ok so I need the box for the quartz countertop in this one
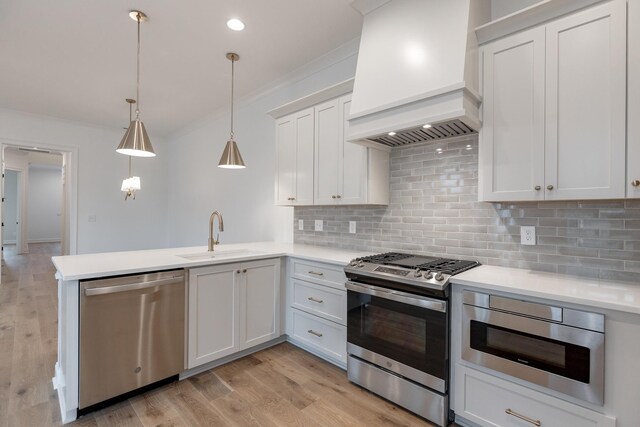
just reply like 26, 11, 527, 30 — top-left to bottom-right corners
52, 242, 371, 281
451, 265, 640, 315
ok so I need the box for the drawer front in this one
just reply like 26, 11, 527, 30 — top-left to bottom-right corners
291, 259, 346, 290
457, 365, 615, 427
291, 309, 346, 364
292, 279, 346, 325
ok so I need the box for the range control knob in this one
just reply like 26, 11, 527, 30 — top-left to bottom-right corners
413, 268, 422, 278
357, 262, 365, 268
424, 270, 434, 279
434, 272, 445, 281
349, 260, 358, 267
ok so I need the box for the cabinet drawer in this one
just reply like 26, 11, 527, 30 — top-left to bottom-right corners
291, 309, 346, 364
292, 279, 346, 325
456, 365, 615, 427
291, 259, 346, 289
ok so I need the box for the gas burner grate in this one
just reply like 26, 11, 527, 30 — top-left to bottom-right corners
416, 259, 480, 275
357, 252, 413, 263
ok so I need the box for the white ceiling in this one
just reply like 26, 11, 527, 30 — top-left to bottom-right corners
0, 1, 363, 135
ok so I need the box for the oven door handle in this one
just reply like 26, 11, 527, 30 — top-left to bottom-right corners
346, 281, 447, 313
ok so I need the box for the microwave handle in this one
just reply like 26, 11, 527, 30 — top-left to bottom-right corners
346, 281, 447, 313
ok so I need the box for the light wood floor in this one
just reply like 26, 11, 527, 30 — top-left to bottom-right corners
0, 243, 437, 427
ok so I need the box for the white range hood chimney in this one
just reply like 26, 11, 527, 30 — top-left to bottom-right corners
348, 0, 490, 147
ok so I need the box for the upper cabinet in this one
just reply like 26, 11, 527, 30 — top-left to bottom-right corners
275, 108, 314, 206
628, 0, 640, 198
479, 0, 627, 202
274, 93, 389, 206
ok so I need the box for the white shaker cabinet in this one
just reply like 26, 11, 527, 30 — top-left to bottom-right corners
479, 26, 545, 202
275, 108, 314, 206
314, 94, 389, 205
628, 0, 640, 198
479, 0, 626, 201
187, 258, 281, 369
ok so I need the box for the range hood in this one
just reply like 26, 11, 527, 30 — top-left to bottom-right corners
348, 0, 490, 147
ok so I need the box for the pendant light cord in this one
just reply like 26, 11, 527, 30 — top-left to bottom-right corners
136, 13, 141, 118
128, 100, 133, 177
230, 57, 234, 140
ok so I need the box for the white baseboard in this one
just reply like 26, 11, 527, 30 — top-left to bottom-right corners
53, 362, 77, 424
28, 239, 61, 244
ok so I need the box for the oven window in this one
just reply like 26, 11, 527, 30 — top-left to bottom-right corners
470, 321, 590, 383
347, 290, 447, 382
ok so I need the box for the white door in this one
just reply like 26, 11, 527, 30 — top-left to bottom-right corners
479, 26, 545, 202
187, 263, 241, 368
339, 95, 368, 204
275, 115, 296, 205
294, 108, 315, 206
314, 99, 341, 205
545, 0, 626, 200
240, 258, 281, 349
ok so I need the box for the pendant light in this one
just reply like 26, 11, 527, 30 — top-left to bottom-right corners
121, 99, 141, 200
117, 10, 156, 157
218, 52, 246, 169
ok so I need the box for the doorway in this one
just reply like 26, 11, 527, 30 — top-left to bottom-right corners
2, 169, 22, 252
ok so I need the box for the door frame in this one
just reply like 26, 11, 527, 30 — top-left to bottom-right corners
2, 167, 25, 253
0, 138, 78, 262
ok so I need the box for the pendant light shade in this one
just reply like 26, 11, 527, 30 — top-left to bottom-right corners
117, 118, 155, 157
218, 52, 246, 169
117, 10, 156, 158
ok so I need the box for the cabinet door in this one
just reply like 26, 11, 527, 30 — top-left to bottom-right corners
294, 108, 315, 205
275, 115, 296, 205
314, 99, 341, 205
479, 26, 545, 202
628, 0, 640, 198
545, 0, 626, 200
187, 263, 241, 368
339, 95, 368, 204
240, 258, 281, 349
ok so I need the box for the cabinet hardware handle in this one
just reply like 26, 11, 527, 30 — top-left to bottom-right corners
546, 185, 554, 190
505, 409, 541, 426
307, 297, 324, 303
632, 180, 640, 187
336, 195, 341, 199
534, 185, 541, 191
308, 271, 324, 276
236, 270, 241, 274
242, 269, 247, 273
332, 195, 337, 199
307, 329, 323, 337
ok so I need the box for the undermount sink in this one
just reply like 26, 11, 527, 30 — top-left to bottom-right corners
178, 249, 266, 261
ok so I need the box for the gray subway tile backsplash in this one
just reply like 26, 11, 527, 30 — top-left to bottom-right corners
293, 135, 640, 283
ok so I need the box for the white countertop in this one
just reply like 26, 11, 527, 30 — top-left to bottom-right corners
52, 242, 371, 281
452, 265, 640, 315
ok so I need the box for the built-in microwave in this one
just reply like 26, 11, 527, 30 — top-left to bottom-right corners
462, 290, 605, 405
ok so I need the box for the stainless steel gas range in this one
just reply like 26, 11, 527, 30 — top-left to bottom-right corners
344, 252, 480, 427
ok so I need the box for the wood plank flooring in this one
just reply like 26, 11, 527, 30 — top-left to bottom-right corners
0, 243, 437, 426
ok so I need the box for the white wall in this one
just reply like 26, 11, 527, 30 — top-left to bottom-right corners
0, 108, 170, 254
3, 170, 18, 244
165, 41, 360, 247
491, 0, 540, 20
28, 165, 62, 243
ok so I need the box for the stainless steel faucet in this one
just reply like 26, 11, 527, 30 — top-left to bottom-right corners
208, 210, 224, 251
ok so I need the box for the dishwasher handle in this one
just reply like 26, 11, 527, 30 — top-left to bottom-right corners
84, 276, 183, 296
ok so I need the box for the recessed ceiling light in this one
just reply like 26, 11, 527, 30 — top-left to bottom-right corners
227, 18, 245, 31
423, 124, 432, 129
388, 131, 396, 136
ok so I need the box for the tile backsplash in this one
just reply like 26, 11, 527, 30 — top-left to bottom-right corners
294, 135, 640, 283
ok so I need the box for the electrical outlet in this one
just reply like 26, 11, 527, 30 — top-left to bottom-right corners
88, 214, 97, 223
349, 221, 356, 234
521, 226, 536, 245
298, 219, 304, 231
315, 220, 323, 232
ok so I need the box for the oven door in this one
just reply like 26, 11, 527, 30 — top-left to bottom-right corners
346, 280, 448, 393
462, 304, 605, 405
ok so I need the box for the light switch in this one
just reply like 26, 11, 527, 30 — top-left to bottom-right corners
315, 220, 323, 231
349, 221, 356, 234
298, 219, 304, 231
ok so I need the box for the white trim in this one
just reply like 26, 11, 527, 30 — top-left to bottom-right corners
28, 239, 61, 244
267, 78, 354, 119
2, 240, 16, 244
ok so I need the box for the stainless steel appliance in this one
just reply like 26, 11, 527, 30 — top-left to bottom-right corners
79, 270, 185, 412
345, 252, 480, 426
462, 290, 605, 405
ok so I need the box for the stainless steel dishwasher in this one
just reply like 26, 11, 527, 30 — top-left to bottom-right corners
79, 269, 185, 412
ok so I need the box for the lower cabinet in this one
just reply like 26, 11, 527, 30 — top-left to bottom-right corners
286, 258, 347, 367
187, 258, 281, 369
455, 364, 616, 427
